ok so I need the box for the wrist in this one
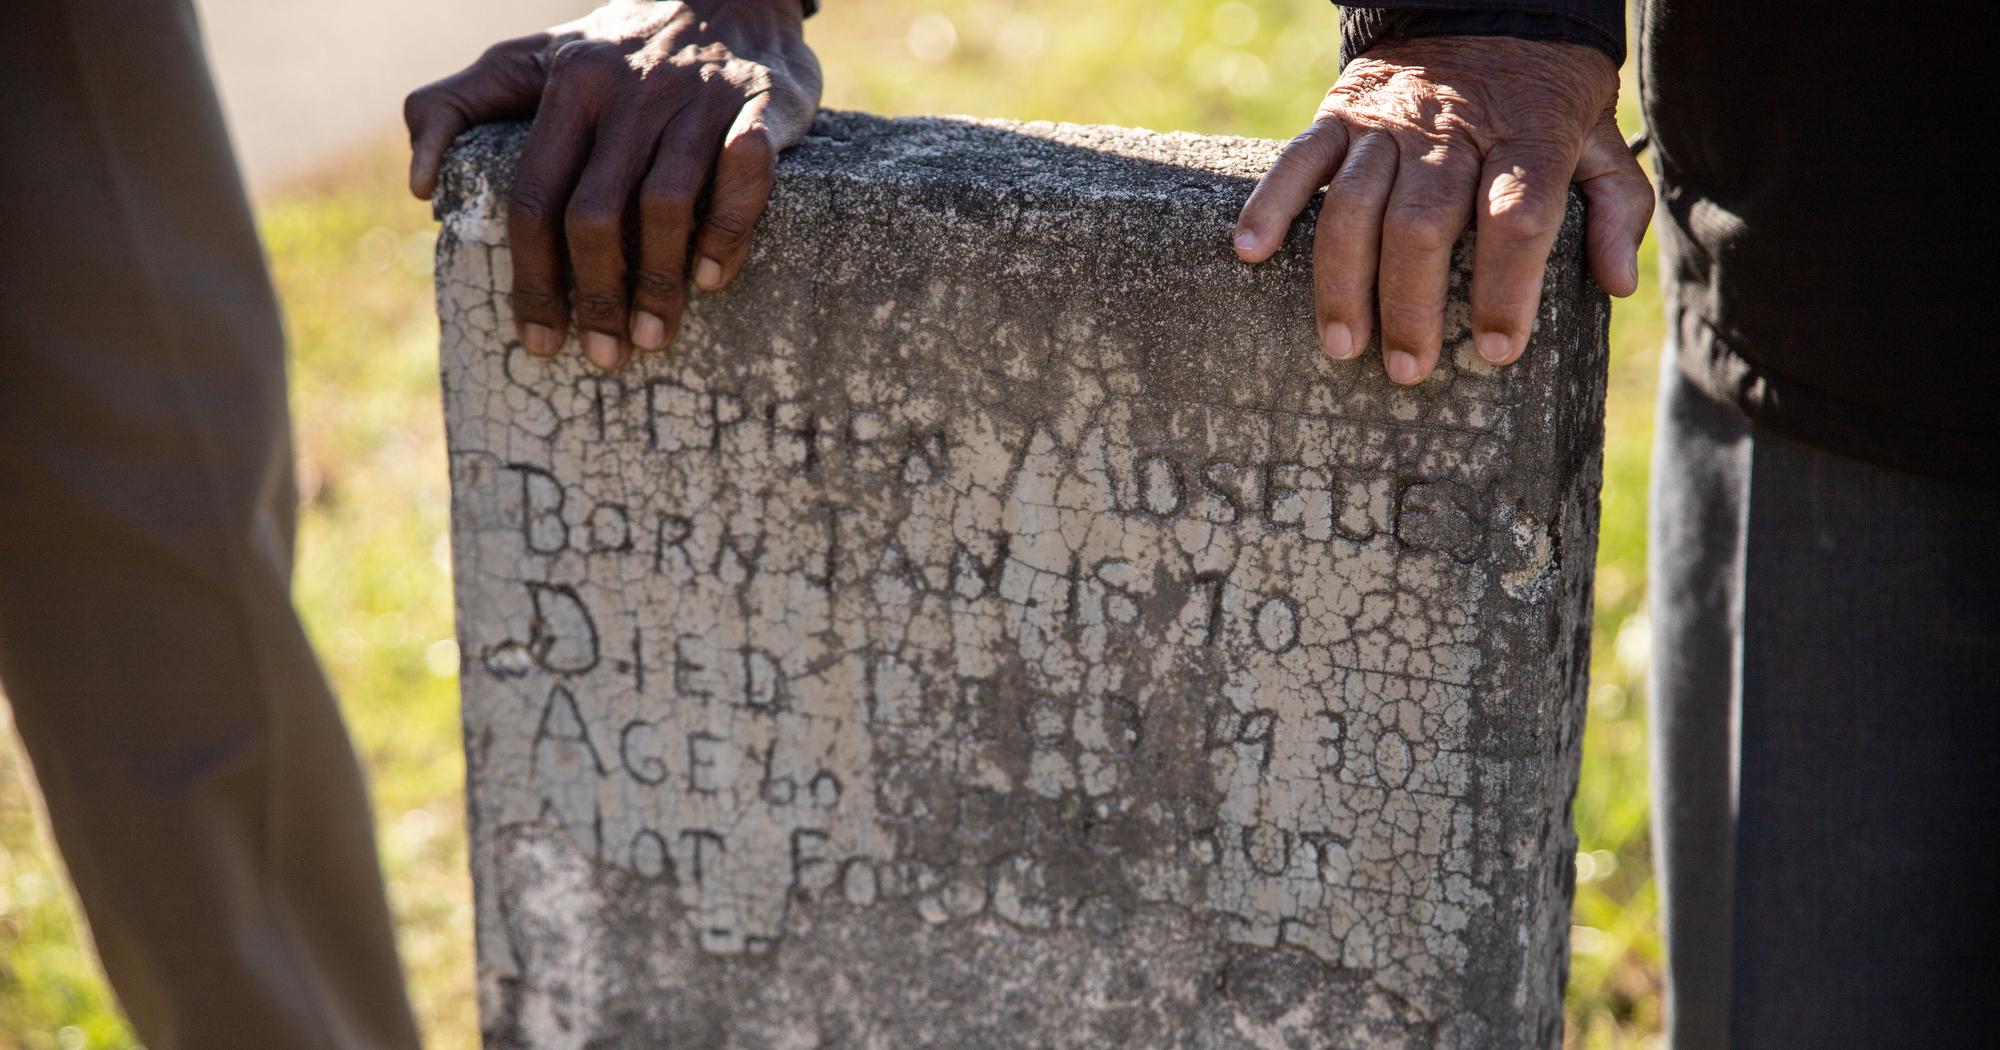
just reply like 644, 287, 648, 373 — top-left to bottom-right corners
682, 0, 811, 22
1340, 8, 1622, 68
1345, 35, 1618, 111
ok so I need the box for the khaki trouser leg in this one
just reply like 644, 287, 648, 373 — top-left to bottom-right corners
0, 3, 423, 1048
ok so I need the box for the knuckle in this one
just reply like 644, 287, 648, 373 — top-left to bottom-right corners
730, 127, 777, 169
548, 39, 601, 73
633, 266, 686, 306
1273, 153, 1319, 185
480, 35, 541, 68
702, 209, 756, 246
1327, 146, 1392, 192
1316, 283, 1368, 316
1314, 195, 1375, 236
1379, 299, 1442, 336
1314, 206, 1373, 245
564, 196, 622, 243
1261, 126, 1339, 185
1505, 133, 1574, 165
1383, 205, 1456, 252
547, 40, 623, 92
510, 176, 561, 227
1238, 180, 1283, 223
1288, 115, 1342, 150
1472, 291, 1534, 328
510, 285, 564, 318
1621, 173, 1659, 213
403, 84, 475, 138
1480, 200, 1553, 243
1348, 128, 1397, 159
731, 66, 777, 97
402, 87, 435, 126
1276, 135, 1338, 178
571, 289, 626, 326
641, 183, 699, 227
1312, 260, 1367, 302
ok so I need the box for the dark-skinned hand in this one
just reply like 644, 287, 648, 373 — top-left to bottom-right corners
405, 0, 821, 370
1234, 36, 1653, 384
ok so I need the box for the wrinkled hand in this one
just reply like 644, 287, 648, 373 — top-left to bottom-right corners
406, 0, 821, 369
1234, 37, 1652, 384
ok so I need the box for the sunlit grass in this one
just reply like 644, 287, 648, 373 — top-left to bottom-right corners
0, 5, 1664, 1047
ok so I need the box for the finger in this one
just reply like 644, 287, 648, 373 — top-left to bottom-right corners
632, 105, 733, 353
1377, 144, 1478, 384
405, 35, 551, 200
1575, 110, 1655, 298
565, 110, 664, 371
1468, 139, 1578, 366
1311, 130, 1398, 361
507, 61, 596, 357
690, 95, 784, 293
1235, 115, 1351, 263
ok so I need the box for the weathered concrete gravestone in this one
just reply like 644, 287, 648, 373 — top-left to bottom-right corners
435, 112, 1607, 1049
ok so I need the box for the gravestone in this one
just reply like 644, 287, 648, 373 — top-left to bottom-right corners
434, 112, 1607, 1050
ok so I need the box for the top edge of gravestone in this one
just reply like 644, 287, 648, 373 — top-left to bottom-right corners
436, 108, 1590, 244
436, 109, 1295, 220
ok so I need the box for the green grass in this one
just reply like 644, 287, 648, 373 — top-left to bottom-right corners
0, 4, 1664, 1047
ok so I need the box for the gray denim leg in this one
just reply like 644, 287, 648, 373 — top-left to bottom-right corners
1729, 411, 2000, 1049
1648, 350, 1750, 1050
1649, 343, 2000, 1048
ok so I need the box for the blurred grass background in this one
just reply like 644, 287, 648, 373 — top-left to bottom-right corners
0, 3, 1663, 1047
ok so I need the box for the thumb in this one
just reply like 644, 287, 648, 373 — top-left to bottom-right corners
405, 34, 553, 200
1573, 108, 1655, 297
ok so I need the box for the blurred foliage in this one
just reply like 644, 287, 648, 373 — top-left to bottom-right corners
1, 3, 1663, 1048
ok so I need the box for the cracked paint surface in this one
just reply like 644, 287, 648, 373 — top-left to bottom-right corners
434, 112, 1608, 1049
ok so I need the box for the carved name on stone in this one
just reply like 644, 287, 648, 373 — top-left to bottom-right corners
435, 112, 1607, 1050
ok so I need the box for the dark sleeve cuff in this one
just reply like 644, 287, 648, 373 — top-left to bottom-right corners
1337, 3, 1625, 67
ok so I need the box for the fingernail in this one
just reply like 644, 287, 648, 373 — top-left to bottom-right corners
521, 323, 555, 355
695, 257, 724, 290
1321, 321, 1355, 360
630, 311, 667, 351
1233, 230, 1261, 256
1386, 350, 1422, 385
583, 331, 625, 371
1477, 332, 1513, 364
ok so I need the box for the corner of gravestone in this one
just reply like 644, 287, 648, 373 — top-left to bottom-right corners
433, 109, 1609, 1050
